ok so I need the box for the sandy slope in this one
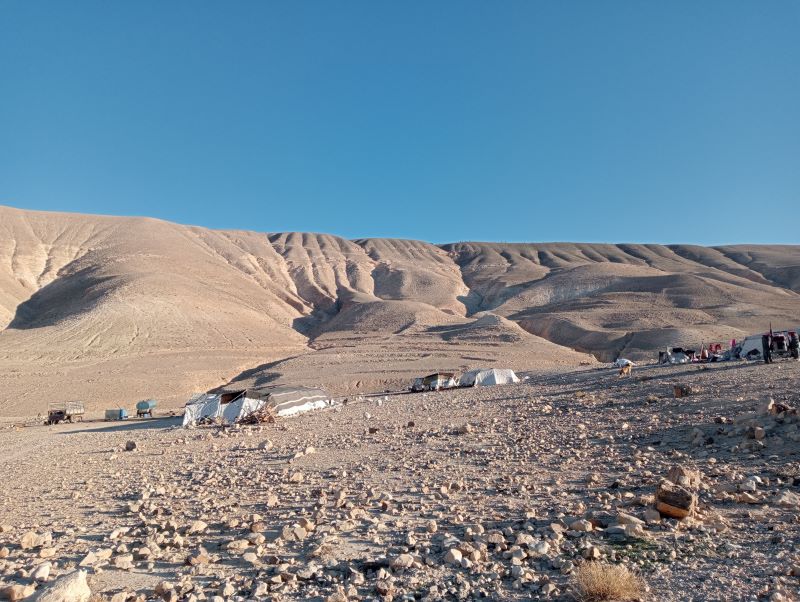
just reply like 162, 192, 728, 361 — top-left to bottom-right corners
1, 205, 799, 415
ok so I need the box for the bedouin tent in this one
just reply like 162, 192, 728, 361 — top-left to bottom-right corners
738, 335, 765, 360
412, 372, 457, 392
182, 386, 331, 426
459, 368, 520, 387
263, 386, 331, 417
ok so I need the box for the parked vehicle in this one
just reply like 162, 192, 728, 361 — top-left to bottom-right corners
46, 401, 85, 425
136, 399, 157, 418
738, 329, 800, 360
104, 408, 129, 421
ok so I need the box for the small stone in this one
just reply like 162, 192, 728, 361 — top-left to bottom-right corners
325, 587, 348, 602
375, 580, 393, 597
20, 531, 41, 550
187, 520, 208, 535
666, 464, 702, 490
186, 546, 210, 566
541, 582, 557, 595
444, 548, 462, 565
570, 519, 593, 532
113, 554, 134, 570
32, 561, 52, 581
226, 539, 250, 553
644, 507, 661, 524
154, 582, 174, 598
391, 553, 414, 570
772, 490, 800, 509
243, 552, 259, 564
624, 523, 646, 538
616, 513, 645, 527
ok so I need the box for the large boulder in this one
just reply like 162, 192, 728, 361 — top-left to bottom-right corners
33, 570, 91, 602
656, 479, 696, 519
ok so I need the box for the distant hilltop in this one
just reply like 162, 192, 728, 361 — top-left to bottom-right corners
1, 204, 799, 415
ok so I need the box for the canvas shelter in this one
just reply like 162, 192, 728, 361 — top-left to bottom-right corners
182, 386, 331, 426
459, 368, 520, 387
263, 386, 331, 417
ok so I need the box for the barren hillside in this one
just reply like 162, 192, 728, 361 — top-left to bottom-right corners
1, 205, 799, 415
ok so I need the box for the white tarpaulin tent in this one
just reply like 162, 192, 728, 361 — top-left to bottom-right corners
182, 386, 332, 426
411, 372, 458, 392
264, 386, 331, 417
182, 391, 250, 426
738, 335, 765, 360
459, 368, 520, 387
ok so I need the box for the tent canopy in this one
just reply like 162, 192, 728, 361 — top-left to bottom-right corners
182, 385, 331, 426
262, 386, 330, 417
459, 368, 520, 387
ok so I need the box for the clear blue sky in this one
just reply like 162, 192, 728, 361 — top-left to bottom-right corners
1, 2, 798, 244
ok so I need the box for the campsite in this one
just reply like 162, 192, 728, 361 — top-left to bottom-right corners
2, 359, 799, 602
2, 3, 800, 601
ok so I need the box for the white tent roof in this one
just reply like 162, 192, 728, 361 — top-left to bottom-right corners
459, 368, 520, 387
182, 386, 332, 426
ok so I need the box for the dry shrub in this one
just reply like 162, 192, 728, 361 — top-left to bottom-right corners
572, 562, 645, 601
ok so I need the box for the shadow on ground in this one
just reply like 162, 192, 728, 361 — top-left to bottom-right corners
57, 416, 182, 435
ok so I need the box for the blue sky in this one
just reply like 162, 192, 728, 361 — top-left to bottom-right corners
1, 2, 798, 244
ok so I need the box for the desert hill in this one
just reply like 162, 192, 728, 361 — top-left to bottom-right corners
1, 205, 798, 415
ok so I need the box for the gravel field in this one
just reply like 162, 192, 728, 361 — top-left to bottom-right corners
1, 360, 799, 602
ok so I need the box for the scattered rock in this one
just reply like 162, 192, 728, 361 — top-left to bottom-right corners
444, 548, 463, 565
187, 520, 208, 535
33, 570, 91, 602
1, 584, 35, 602
31, 562, 51, 582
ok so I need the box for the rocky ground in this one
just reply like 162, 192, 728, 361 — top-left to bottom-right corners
1, 359, 799, 602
